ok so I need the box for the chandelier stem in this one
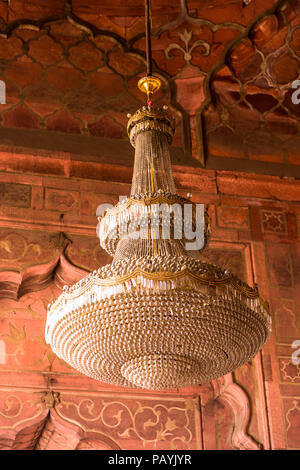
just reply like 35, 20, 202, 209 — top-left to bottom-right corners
138, 0, 161, 103
145, 0, 152, 77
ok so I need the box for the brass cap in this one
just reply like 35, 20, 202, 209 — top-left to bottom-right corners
138, 76, 161, 102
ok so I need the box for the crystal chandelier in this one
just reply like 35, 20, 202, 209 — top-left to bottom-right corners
45, 1, 271, 390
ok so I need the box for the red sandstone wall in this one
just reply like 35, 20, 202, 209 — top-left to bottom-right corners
0, 169, 298, 449
0, 0, 299, 450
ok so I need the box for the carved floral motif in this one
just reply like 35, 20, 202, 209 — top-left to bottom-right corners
280, 358, 300, 383
213, 374, 261, 450
261, 210, 287, 234
55, 394, 201, 450
165, 29, 210, 64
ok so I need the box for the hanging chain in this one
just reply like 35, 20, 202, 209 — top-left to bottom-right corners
145, 0, 153, 77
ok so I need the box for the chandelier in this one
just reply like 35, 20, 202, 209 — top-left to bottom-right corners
45, 1, 271, 390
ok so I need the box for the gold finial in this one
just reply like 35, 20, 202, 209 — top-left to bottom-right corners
138, 76, 161, 104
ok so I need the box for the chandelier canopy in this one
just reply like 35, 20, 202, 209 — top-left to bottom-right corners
45, 98, 271, 390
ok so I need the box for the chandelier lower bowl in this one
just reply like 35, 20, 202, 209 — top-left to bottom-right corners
47, 288, 270, 390
120, 354, 201, 389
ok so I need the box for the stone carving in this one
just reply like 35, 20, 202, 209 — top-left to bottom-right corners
165, 29, 210, 64
0, 388, 201, 450
54, 394, 200, 450
261, 210, 287, 234
0, 390, 49, 449
0, 183, 31, 208
213, 374, 261, 450
280, 358, 300, 383
284, 399, 300, 448
40, 391, 60, 409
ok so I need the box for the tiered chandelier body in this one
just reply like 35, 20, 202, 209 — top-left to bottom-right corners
45, 0, 271, 390
45, 102, 271, 389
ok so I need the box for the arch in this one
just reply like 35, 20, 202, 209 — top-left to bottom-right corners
76, 432, 122, 450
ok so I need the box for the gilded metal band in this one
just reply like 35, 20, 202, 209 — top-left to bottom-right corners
127, 106, 175, 138
53, 267, 264, 304
99, 193, 200, 219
